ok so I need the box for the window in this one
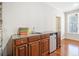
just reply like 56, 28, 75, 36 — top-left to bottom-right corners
67, 13, 79, 34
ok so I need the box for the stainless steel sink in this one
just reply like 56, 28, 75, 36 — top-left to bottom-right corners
31, 32, 42, 34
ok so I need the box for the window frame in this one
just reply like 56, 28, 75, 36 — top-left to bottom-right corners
67, 13, 79, 34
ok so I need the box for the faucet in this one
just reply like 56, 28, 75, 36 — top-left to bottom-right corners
32, 27, 35, 33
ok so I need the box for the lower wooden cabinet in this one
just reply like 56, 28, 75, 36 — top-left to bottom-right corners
41, 38, 49, 56
56, 32, 61, 48
7, 34, 50, 56
15, 44, 28, 56
7, 33, 53, 56
29, 40, 40, 56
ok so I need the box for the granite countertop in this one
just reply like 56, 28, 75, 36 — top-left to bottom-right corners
32, 31, 57, 34
11, 34, 41, 39
11, 31, 57, 39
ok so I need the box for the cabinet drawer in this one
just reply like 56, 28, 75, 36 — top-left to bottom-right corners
28, 35, 40, 42
41, 34, 50, 39
15, 38, 28, 45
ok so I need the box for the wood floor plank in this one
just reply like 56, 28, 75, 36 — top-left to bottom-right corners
49, 39, 79, 56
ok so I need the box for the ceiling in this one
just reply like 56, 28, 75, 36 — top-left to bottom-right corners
46, 2, 79, 12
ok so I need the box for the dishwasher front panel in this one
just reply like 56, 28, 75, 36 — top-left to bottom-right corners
50, 34, 56, 53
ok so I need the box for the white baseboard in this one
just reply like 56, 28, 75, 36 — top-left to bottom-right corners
64, 37, 79, 41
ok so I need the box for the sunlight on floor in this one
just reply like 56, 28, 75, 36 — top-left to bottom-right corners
68, 44, 79, 56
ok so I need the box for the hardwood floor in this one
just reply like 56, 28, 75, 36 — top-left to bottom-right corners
49, 39, 79, 56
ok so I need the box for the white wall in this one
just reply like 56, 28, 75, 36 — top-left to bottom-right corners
2, 2, 64, 51
45, 4, 65, 39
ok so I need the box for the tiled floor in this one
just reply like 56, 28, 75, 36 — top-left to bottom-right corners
49, 39, 79, 56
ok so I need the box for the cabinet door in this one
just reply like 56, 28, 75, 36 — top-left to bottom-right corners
15, 44, 28, 56
41, 38, 49, 56
56, 32, 61, 48
29, 41, 40, 56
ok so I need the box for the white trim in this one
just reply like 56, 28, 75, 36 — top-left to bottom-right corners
67, 13, 79, 33
65, 37, 79, 41
66, 33, 79, 35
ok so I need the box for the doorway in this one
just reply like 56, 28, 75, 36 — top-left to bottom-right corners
56, 17, 61, 32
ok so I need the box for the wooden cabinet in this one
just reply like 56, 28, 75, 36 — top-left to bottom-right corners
40, 34, 50, 56
15, 44, 28, 56
7, 33, 50, 56
28, 35, 40, 56
12, 38, 28, 56
15, 38, 27, 46
41, 38, 49, 56
56, 32, 61, 48
28, 34, 50, 56
29, 40, 40, 56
